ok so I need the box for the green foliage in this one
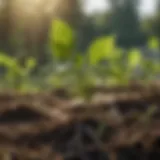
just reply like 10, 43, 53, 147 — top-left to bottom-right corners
88, 35, 116, 65
0, 19, 159, 96
49, 19, 76, 62
0, 53, 37, 90
147, 36, 159, 50
127, 48, 142, 70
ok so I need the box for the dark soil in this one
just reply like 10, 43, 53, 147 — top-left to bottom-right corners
0, 82, 160, 160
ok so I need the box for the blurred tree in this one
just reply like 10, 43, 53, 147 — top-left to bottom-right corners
75, 0, 99, 52
147, 0, 160, 38
93, 12, 112, 36
108, 0, 146, 48
77, 0, 113, 51
77, 15, 97, 51
0, 0, 12, 53
77, 11, 113, 52
0, 0, 84, 65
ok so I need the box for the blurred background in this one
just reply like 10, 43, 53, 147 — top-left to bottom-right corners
0, 0, 159, 65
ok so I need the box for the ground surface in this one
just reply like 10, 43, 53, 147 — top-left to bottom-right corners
0, 82, 160, 160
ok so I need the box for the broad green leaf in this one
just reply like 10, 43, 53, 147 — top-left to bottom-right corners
0, 54, 13, 66
147, 36, 159, 50
128, 48, 142, 69
88, 35, 116, 65
49, 19, 75, 61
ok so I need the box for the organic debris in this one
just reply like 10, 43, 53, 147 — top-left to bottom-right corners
0, 83, 160, 159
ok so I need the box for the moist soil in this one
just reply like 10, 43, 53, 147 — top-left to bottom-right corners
0, 82, 160, 160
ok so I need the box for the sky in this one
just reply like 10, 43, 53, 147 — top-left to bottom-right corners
84, 0, 156, 16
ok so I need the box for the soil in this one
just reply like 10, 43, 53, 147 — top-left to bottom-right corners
0, 81, 160, 160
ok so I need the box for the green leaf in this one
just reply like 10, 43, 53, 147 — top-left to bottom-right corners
147, 36, 159, 50
128, 48, 142, 69
49, 19, 75, 61
0, 53, 16, 67
88, 35, 116, 65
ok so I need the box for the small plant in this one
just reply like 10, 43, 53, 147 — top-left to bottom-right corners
0, 53, 36, 90
0, 19, 159, 94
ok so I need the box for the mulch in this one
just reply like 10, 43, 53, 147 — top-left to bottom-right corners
0, 82, 160, 159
